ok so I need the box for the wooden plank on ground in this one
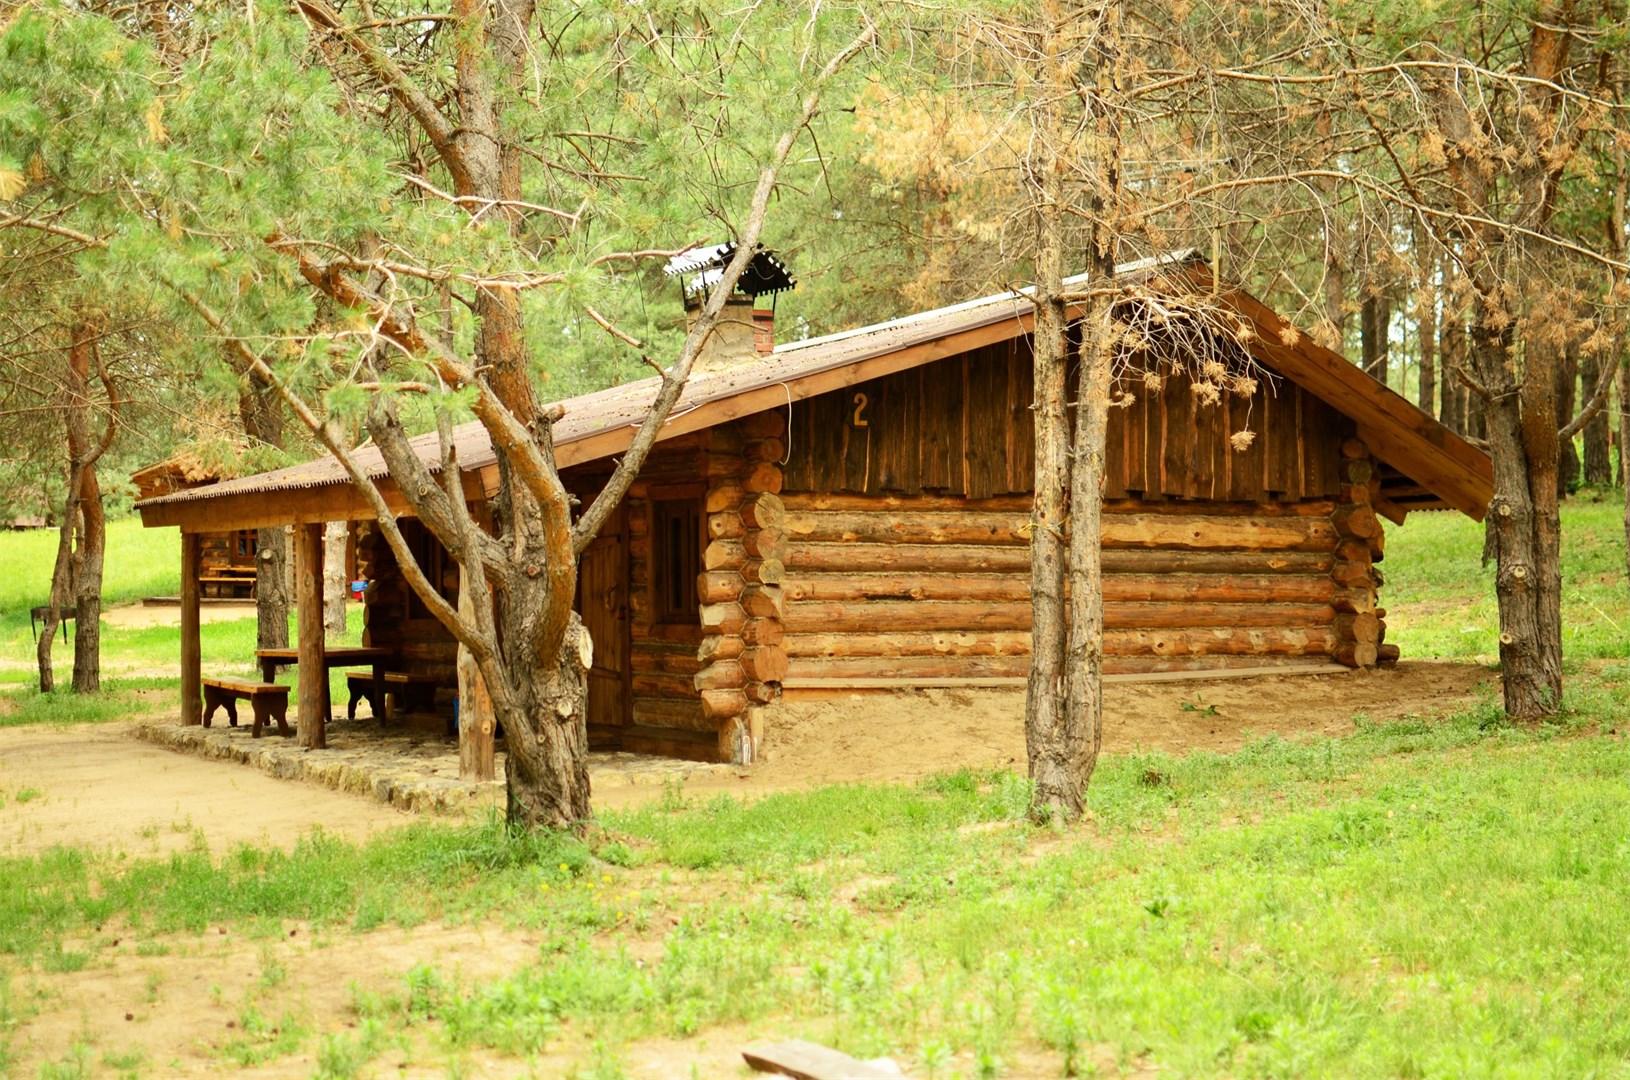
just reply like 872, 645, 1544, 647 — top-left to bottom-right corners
742, 1040, 903, 1080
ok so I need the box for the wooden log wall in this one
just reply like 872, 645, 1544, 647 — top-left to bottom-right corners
778, 493, 1360, 684
1328, 439, 1390, 668
687, 413, 789, 764
356, 519, 459, 689
608, 435, 714, 762
783, 339, 1353, 502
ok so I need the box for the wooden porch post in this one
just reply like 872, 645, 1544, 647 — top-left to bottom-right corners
295, 521, 327, 748
456, 564, 496, 781
180, 531, 202, 726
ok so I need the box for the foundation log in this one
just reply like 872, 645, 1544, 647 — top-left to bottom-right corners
700, 688, 748, 720
705, 482, 746, 514
708, 512, 745, 540
694, 660, 746, 692
742, 492, 786, 529
742, 527, 788, 560
740, 645, 789, 683
742, 462, 784, 494
704, 539, 748, 571
699, 601, 747, 635
697, 570, 745, 604
697, 635, 746, 664
741, 584, 786, 620
741, 619, 786, 646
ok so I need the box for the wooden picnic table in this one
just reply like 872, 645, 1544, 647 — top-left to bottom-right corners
255, 645, 396, 723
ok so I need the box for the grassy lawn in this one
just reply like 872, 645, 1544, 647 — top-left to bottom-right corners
0, 499, 1626, 1076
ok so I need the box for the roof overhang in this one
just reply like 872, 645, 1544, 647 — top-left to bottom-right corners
137, 252, 1492, 531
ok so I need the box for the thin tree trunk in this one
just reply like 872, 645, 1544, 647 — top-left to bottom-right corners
1023, 0, 1075, 823
1580, 353, 1612, 485
1361, 291, 1390, 382
239, 380, 290, 652
1555, 345, 1579, 496
1416, 228, 1437, 416
39, 322, 113, 694
1475, 319, 1563, 718
72, 462, 104, 694
323, 520, 348, 638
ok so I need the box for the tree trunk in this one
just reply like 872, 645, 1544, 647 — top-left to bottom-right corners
323, 520, 349, 638
1361, 291, 1390, 382
38, 322, 111, 694
35, 497, 76, 694
1415, 229, 1437, 416
71, 461, 104, 694
1580, 352, 1612, 486
1022, 0, 1076, 824
1555, 345, 1579, 496
1476, 320, 1563, 718
502, 613, 593, 828
239, 380, 290, 651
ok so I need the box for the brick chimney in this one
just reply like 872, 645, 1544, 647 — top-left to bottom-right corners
666, 243, 793, 373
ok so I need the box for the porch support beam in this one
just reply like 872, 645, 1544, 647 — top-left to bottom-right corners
295, 521, 327, 748
180, 531, 202, 726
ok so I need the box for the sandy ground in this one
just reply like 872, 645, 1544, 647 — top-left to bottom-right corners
0, 724, 411, 857
99, 602, 261, 630
1, 661, 1497, 1075
746, 660, 1498, 787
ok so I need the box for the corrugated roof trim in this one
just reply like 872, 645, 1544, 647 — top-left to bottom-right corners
134, 250, 1204, 510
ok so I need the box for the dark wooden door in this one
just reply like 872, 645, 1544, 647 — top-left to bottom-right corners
577, 507, 629, 744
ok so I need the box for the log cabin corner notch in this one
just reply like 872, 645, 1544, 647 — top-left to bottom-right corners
135, 252, 1493, 765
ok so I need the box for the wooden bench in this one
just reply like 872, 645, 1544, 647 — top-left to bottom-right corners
201, 677, 291, 738
345, 671, 439, 722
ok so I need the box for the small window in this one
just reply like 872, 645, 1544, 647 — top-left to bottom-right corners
652, 499, 701, 623
234, 530, 258, 558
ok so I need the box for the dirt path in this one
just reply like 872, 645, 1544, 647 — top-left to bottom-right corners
0, 724, 411, 857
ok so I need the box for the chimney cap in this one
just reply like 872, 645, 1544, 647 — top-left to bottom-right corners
663, 242, 795, 300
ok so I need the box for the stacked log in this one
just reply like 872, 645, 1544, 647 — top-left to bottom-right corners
779, 493, 1346, 685
696, 411, 788, 763
1328, 440, 1384, 668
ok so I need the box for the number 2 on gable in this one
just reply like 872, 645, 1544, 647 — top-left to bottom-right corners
851, 392, 869, 427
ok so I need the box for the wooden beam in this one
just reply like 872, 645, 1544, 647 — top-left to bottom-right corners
136, 472, 487, 534
295, 522, 327, 749
456, 564, 495, 781
180, 532, 202, 726
742, 1041, 902, 1080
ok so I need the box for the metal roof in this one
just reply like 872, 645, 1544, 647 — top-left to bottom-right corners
135, 249, 1491, 521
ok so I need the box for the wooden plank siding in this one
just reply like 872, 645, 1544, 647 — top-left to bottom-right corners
784, 344, 1351, 503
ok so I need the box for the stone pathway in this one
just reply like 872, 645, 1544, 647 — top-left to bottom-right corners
132, 717, 739, 814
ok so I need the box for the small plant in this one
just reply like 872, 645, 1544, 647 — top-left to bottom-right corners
13, 787, 40, 805
1178, 696, 1218, 718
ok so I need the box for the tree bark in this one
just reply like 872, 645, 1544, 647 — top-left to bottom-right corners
238, 380, 290, 652
1555, 345, 1579, 496
1360, 291, 1390, 382
38, 321, 114, 695
1580, 353, 1612, 486
323, 520, 349, 638
1023, 0, 1076, 824
1415, 227, 1437, 416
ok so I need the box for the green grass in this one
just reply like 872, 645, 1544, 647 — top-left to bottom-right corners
1383, 490, 1629, 666
0, 498, 1628, 1074
0, 518, 179, 619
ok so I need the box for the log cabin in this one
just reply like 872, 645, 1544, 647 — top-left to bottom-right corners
132, 459, 263, 598
136, 251, 1494, 765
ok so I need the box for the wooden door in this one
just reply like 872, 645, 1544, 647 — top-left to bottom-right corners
577, 507, 629, 744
